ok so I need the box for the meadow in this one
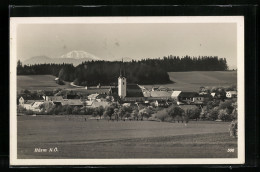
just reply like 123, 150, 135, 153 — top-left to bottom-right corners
17, 71, 237, 92
17, 115, 237, 159
142, 71, 237, 91
17, 75, 72, 91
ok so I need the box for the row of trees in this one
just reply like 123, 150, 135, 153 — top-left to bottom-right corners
17, 55, 229, 85
139, 55, 228, 71
201, 99, 237, 121
17, 60, 74, 77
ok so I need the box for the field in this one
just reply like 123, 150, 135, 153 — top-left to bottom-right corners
17, 75, 72, 91
142, 71, 237, 91
17, 115, 237, 159
17, 71, 237, 92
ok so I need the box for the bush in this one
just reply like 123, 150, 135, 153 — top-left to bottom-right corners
25, 110, 34, 115
229, 120, 238, 138
154, 109, 170, 122
218, 109, 232, 121
207, 107, 219, 121
17, 105, 27, 113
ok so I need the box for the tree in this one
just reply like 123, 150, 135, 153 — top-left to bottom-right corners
72, 106, 80, 115
131, 109, 139, 120
229, 120, 238, 138
207, 107, 219, 121
94, 106, 105, 119
138, 107, 152, 120
104, 105, 115, 120
167, 106, 184, 119
186, 107, 201, 120
58, 68, 65, 79
154, 109, 169, 122
218, 109, 232, 121
219, 100, 234, 114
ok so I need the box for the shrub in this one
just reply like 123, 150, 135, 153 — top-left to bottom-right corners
154, 109, 170, 122
218, 109, 232, 121
229, 120, 238, 138
25, 110, 34, 115
207, 107, 219, 120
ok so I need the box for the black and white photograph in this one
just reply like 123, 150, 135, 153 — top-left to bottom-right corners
10, 17, 244, 165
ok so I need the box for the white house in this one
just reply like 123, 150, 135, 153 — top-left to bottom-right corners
226, 91, 237, 98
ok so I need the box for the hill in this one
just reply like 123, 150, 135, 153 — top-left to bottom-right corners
17, 75, 72, 91
141, 71, 237, 92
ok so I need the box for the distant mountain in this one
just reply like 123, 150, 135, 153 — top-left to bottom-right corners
23, 56, 52, 65
23, 51, 102, 66
60, 50, 101, 60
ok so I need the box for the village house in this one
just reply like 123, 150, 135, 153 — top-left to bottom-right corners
171, 91, 205, 105
154, 100, 169, 107
19, 95, 44, 111
226, 91, 237, 98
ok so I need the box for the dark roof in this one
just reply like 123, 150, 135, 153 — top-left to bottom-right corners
111, 84, 144, 97
179, 92, 199, 98
67, 95, 81, 99
156, 100, 167, 103
69, 88, 112, 95
20, 94, 44, 100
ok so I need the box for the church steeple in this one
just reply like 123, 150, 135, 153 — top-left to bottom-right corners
118, 58, 126, 98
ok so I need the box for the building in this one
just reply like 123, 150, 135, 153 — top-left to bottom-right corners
154, 100, 169, 107
118, 75, 127, 98
226, 91, 237, 98
42, 96, 63, 102
171, 91, 182, 100
171, 91, 205, 105
19, 95, 44, 106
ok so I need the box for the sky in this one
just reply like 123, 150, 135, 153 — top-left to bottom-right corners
17, 23, 237, 69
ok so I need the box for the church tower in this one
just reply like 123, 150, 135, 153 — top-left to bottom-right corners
118, 60, 126, 98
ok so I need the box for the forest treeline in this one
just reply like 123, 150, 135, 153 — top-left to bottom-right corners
17, 55, 228, 86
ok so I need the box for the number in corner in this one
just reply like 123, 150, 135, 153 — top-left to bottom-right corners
227, 148, 235, 152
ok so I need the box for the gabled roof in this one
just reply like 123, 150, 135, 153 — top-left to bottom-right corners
150, 91, 172, 98
211, 92, 216, 97
20, 94, 44, 100
62, 99, 83, 106
171, 91, 182, 97
31, 101, 44, 108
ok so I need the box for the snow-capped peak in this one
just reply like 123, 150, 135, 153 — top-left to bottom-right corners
60, 50, 101, 60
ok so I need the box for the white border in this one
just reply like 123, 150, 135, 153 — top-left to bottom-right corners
10, 16, 244, 166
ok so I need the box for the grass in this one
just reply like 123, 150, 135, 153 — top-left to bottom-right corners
17, 71, 237, 92
142, 71, 237, 91
17, 75, 72, 91
17, 115, 237, 159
